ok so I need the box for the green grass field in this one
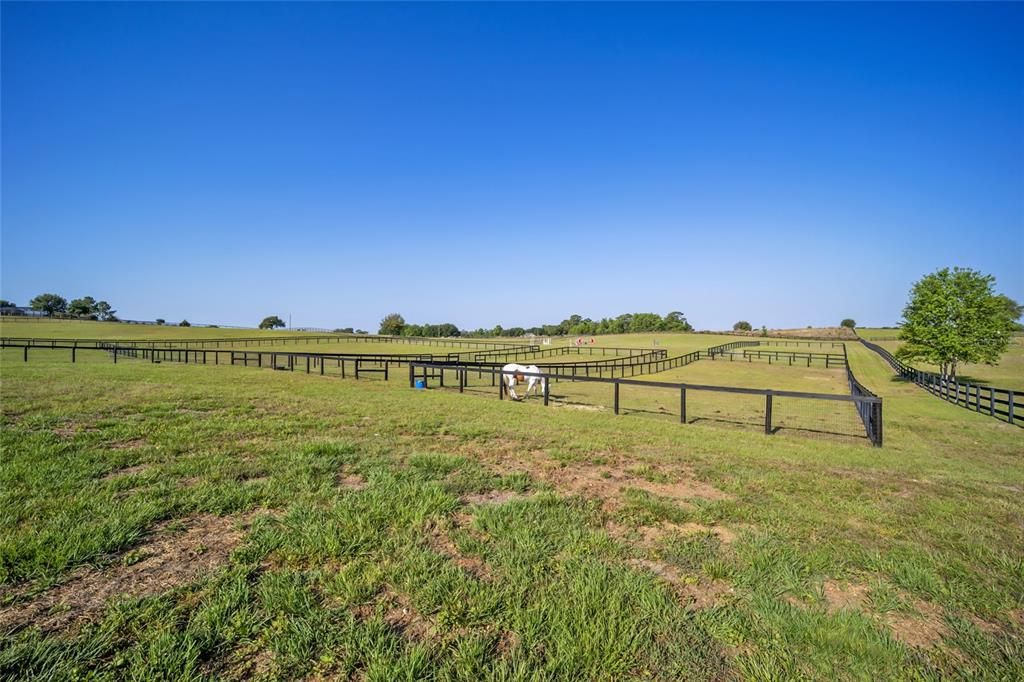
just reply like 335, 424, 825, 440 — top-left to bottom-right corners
857, 328, 1024, 390
1, 323, 1022, 680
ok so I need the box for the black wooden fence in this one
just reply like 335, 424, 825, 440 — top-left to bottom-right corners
407, 361, 883, 446
861, 340, 1021, 427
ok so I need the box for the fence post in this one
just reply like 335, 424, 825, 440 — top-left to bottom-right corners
614, 383, 620, 415
460, 368, 465, 393
764, 393, 773, 434
24, 346, 28, 362
385, 362, 389, 381
499, 371, 504, 400
306, 356, 310, 374
989, 388, 994, 416
875, 401, 883, 447
72, 347, 76, 363
1010, 392, 1016, 424
409, 363, 415, 388
543, 375, 549, 405
680, 387, 686, 424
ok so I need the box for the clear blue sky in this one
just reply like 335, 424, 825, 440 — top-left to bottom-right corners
2, 2, 1022, 331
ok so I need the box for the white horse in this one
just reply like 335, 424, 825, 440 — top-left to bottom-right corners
502, 363, 546, 400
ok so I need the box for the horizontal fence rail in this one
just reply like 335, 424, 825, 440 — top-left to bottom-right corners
860, 340, 1021, 427
408, 361, 882, 447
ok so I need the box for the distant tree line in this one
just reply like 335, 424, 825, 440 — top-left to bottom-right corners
378, 311, 693, 337
16, 292, 119, 320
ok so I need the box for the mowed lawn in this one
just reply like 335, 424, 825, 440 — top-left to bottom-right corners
1, 331, 1023, 680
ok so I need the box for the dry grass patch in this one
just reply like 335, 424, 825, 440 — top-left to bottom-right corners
608, 521, 739, 548
0, 512, 260, 635
101, 463, 151, 481
424, 519, 493, 581
544, 462, 730, 509
337, 471, 367, 490
354, 586, 434, 642
460, 490, 526, 505
884, 599, 949, 649
629, 558, 734, 609
820, 580, 950, 649
105, 437, 147, 450
822, 580, 870, 612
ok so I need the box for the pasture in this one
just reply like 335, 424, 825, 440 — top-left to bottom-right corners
1, 322, 1022, 680
856, 329, 1024, 391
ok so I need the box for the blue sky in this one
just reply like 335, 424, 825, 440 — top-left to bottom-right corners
2, 2, 1022, 331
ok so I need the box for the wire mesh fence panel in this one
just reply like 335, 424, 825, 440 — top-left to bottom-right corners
684, 390, 767, 431
771, 396, 867, 443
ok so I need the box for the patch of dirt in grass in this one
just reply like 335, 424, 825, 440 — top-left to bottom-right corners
496, 629, 521, 656
338, 472, 367, 490
52, 423, 97, 438
823, 580, 870, 612
424, 520, 492, 581
102, 464, 150, 481
545, 463, 731, 509
884, 600, 949, 649
609, 521, 739, 547
0, 512, 259, 635
178, 476, 202, 488
629, 559, 734, 609
354, 586, 434, 641
556, 403, 605, 412
969, 614, 1004, 635
203, 646, 274, 681
461, 490, 525, 505
106, 438, 146, 450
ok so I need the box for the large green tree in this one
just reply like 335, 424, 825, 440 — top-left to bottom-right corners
896, 267, 1016, 378
94, 301, 117, 321
29, 293, 67, 316
259, 315, 285, 330
379, 313, 405, 336
68, 296, 98, 318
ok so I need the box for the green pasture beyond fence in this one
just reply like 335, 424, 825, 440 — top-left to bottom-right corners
2, 336, 883, 446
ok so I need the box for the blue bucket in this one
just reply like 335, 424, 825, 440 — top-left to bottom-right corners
414, 379, 426, 390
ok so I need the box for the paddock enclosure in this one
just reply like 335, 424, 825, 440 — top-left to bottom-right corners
2, 331, 882, 446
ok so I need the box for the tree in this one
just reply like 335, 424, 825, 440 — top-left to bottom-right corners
997, 295, 1024, 330
259, 315, 285, 330
379, 313, 405, 336
896, 267, 1016, 378
664, 311, 692, 332
155, 319, 166, 325
179, 319, 191, 327
94, 300, 117, 321
68, 296, 98, 318
733, 321, 752, 332
0, 299, 15, 308
29, 293, 67, 317
840, 319, 857, 329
